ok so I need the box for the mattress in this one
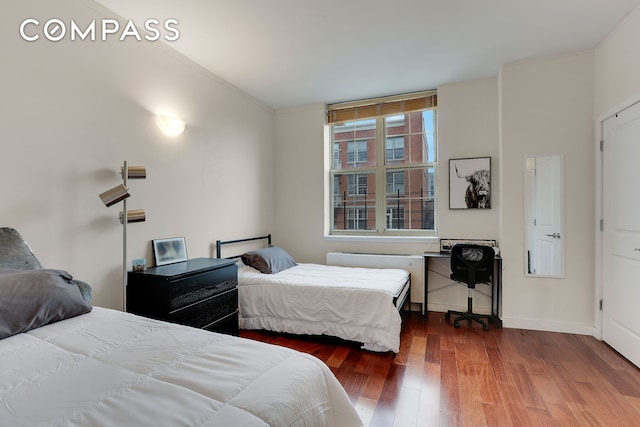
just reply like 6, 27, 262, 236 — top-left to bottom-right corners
0, 307, 362, 427
238, 263, 410, 353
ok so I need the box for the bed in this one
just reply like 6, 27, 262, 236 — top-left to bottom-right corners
0, 269, 362, 427
216, 235, 411, 353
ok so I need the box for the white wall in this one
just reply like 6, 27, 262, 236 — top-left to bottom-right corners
274, 79, 501, 311
593, 5, 640, 338
499, 52, 595, 334
273, 104, 328, 263
1, 0, 275, 309
268, 5, 637, 335
273, 79, 501, 261
418, 79, 501, 314
275, 57, 597, 334
436, 79, 500, 240
595, 6, 640, 117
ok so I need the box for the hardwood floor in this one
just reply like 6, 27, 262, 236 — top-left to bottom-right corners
240, 311, 640, 426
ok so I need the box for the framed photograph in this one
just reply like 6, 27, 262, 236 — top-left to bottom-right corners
152, 237, 188, 266
449, 157, 491, 209
132, 258, 147, 271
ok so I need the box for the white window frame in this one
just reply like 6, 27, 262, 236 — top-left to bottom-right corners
328, 109, 437, 237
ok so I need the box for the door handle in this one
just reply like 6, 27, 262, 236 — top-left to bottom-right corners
546, 233, 561, 239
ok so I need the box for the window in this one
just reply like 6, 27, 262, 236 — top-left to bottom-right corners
348, 174, 368, 196
386, 171, 405, 195
386, 136, 405, 161
386, 206, 405, 230
347, 207, 368, 230
347, 140, 368, 164
332, 143, 341, 169
328, 91, 437, 236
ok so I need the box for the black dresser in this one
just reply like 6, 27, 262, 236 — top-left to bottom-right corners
127, 257, 238, 335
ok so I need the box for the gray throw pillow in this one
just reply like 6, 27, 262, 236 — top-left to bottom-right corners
0, 228, 42, 269
0, 268, 92, 339
241, 246, 297, 274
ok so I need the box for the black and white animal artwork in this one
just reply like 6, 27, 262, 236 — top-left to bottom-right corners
449, 157, 491, 209
457, 166, 491, 208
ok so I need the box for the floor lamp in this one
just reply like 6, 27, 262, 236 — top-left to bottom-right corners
99, 161, 146, 311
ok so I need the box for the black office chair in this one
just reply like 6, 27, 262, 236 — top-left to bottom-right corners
444, 244, 495, 331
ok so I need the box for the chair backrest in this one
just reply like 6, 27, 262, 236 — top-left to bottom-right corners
450, 244, 494, 288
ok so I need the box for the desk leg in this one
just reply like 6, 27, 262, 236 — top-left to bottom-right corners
423, 256, 428, 318
492, 259, 503, 328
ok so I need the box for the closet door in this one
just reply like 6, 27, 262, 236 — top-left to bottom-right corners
602, 101, 640, 368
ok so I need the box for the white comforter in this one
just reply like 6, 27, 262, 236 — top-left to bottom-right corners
239, 263, 409, 353
0, 307, 362, 427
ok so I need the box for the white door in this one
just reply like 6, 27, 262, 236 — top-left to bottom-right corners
534, 156, 563, 276
602, 101, 640, 368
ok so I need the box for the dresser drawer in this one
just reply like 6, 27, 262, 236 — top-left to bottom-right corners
168, 288, 238, 329
204, 311, 239, 336
168, 265, 236, 311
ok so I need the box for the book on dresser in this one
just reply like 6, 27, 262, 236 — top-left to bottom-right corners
127, 257, 239, 335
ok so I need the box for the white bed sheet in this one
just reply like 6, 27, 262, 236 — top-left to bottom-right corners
0, 307, 362, 427
238, 263, 409, 353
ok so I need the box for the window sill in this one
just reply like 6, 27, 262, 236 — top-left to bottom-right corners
324, 234, 439, 244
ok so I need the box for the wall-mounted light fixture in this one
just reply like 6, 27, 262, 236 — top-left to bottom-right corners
156, 115, 185, 137
99, 161, 146, 311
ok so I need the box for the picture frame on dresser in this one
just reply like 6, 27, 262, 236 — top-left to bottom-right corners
152, 237, 188, 266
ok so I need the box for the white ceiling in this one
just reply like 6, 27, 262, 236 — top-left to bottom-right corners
94, 0, 640, 109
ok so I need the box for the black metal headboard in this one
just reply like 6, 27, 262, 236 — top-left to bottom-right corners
215, 234, 272, 259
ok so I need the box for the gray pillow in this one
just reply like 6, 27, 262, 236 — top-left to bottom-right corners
0, 268, 92, 339
0, 228, 42, 269
241, 246, 297, 274
0, 228, 92, 303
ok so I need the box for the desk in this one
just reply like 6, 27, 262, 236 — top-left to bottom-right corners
423, 252, 502, 328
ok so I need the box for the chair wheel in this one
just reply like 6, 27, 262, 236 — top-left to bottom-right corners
453, 321, 460, 328
444, 312, 451, 320
483, 324, 490, 331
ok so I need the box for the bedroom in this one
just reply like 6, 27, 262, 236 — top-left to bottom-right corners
2, 0, 640, 424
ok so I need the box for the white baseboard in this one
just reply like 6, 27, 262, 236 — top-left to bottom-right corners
426, 309, 596, 337
501, 316, 594, 336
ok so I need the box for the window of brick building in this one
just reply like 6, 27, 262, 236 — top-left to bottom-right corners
328, 91, 437, 236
